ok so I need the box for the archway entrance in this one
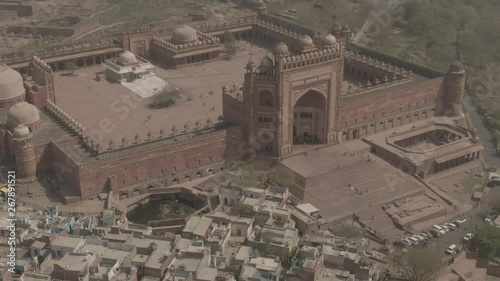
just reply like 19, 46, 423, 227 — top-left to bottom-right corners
352, 129, 359, 139
293, 90, 327, 145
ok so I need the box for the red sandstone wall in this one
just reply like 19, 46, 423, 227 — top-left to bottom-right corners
76, 127, 244, 198
26, 87, 48, 109
222, 94, 247, 133
34, 138, 79, 176
339, 78, 443, 129
124, 32, 153, 58
49, 140, 82, 192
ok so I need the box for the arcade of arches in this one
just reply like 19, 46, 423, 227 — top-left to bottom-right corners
293, 90, 326, 145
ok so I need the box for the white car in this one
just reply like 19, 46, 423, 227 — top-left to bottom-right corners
463, 233, 473, 242
445, 223, 457, 230
412, 234, 426, 242
446, 244, 457, 255
439, 230, 446, 236
407, 237, 419, 244
401, 238, 413, 246
441, 225, 450, 232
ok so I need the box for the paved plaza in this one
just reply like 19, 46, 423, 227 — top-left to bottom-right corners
53, 41, 268, 145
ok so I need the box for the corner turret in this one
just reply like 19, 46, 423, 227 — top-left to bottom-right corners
12, 124, 36, 180
443, 61, 466, 118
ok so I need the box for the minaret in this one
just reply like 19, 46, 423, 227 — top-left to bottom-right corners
12, 124, 36, 179
244, 59, 256, 143
274, 42, 290, 158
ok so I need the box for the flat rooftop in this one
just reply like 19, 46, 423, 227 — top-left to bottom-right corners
53, 41, 268, 147
80, 244, 131, 265
281, 143, 427, 221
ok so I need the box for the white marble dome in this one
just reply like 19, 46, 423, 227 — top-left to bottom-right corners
118, 51, 138, 65
7, 102, 40, 127
274, 42, 290, 56
0, 65, 25, 101
172, 25, 198, 44
13, 124, 30, 136
298, 35, 314, 47
323, 34, 336, 45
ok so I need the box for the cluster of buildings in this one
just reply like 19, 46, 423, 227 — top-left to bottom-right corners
0, 3, 488, 281
0, 182, 387, 281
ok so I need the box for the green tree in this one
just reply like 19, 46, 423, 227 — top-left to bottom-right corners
456, 5, 479, 31
67, 62, 77, 75
151, 86, 181, 108
471, 224, 500, 258
403, 1, 422, 21
407, 13, 438, 35
222, 31, 237, 58
236, 163, 259, 187
390, 248, 442, 281
330, 224, 363, 239
266, 165, 295, 187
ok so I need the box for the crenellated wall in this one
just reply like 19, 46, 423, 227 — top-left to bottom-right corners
339, 77, 444, 134
50, 126, 244, 198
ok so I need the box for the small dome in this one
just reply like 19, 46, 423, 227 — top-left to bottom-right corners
323, 34, 336, 45
342, 25, 351, 33
259, 55, 274, 69
118, 51, 137, 65
298, 35, 314, 47
274, 42, 289, 56
13, 124, 30, 137
7, 102, 40, 127
172, 25, 198, 44
0, 65, 25, 101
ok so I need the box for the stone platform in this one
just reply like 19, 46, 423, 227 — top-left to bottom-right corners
281, 143, 429, 223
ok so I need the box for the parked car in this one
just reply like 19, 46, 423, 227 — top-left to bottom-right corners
433, 225, 444, 231
463, 233, 473, 242
441, 225, 450, 232
439, 230, 446, 236
445, 222, 457, 230
394, 240, 406, 247
401, 238, 413, 246
412, 234, 426, 242
487, 167, 497, 172
487, 179, 500, 187
429, 229, 441, 238
423, 230, 434, 238
418, 232, 430, 240
484, 211, 498, 223
446, 244, 457, 255
455, 217, 467, 225
407, 237, 419, 244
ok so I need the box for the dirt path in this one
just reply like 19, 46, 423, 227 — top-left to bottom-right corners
73, 22, 125, 39
89, 2, 124, 18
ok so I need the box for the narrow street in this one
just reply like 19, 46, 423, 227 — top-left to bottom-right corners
426, 94, 500, 258
429, 188, 499, 258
